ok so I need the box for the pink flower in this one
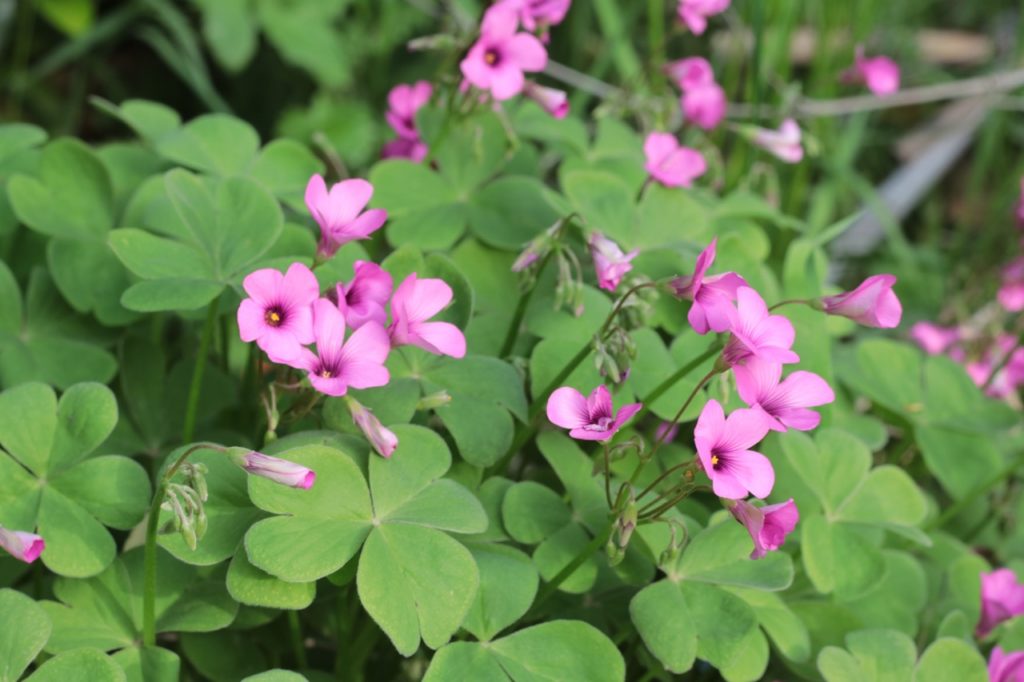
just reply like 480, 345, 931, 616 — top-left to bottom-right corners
335, 260, 393, 329
978, 568, 1024, 637
681, 83, 727, 130
677, 0, 729, 35
729, 498, 799, 559
589, 232, 638, 292
723, 287, 800, 366
665, 57, 715, 91
497, 0, 572, 33
237, 451, 316, 489
844, 46, 900, 97
694, 399, 773, 499
461, 6, 548, 101
305, 175, 388, 259
733, 357, 834, 432
821, 274, 902, 328
752, 119, 804, 164
669, 238, 747, 334
546, 384, 642, 441
524, 82, 569, 118
644, 132, 707, 188
999, 258, 1024, 313
237, 263, 318, 364
297, 299, 391, 397
381, 137, 429, 163
348, 399, 399, 458
989, 647, 1024, 682
910, 322, 960, 356
388, 273, 467, 358
0, 526, 44, 563
385, 81, 433, 140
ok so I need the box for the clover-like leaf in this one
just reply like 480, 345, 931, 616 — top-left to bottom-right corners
424, 620, 625, 682
245, 426, 487, 656
24, 648, 126, 682
389, 349, 527, 467
0, 588, 52, 682
41, 547, 237, 654
110, 169, 282, 312
0, 382, 148, 577
8, 138, 136, 325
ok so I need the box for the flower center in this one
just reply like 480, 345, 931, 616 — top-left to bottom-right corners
484, 49, 500, 66
264, 307, 285, 327
319, 368, 333, 379
710, 455, 720, 467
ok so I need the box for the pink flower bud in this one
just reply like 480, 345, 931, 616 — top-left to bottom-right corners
233, 450, 316, 489
728, 498, 798, 559
820, 274, 902, 328
347, 399, 399, 459
524, 82, 569, 119
0, 526, 45, 563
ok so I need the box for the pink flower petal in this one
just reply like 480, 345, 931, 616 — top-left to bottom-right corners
411, 321, 467, 358
547, 387, 591, 429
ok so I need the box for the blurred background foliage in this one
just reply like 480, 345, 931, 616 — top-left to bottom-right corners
4, 0, 1024, 325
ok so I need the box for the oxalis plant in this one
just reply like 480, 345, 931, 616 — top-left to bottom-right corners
1, 2, 1022, 682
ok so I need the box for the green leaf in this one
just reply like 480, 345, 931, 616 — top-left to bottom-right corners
838, 466, 928, 527
8, 138, 113, 240
424, 620, 625, 682
433, 111, 507, 193
245, 444, 373, 582
818, 629, 917, 682
24, 648, 125, 682
357, 524, 480, 655
158, 447, 265, 566
111, 646, 181, 682
258, 0, 351, 88
670, 520, 794, 591
242, 672, 308, 682
120, 280, 224, 313
630, 579, 698, 674
561, 170, 635, 244
198, 0, 258, 72
917, 425, 1002, 500
91, 98, 181, 143
777, 428, 870, 516
913, 638, 987, 682
0, 382, 148, 577
680, 582, 759, 671
501, 482, 572, 544
802, 514, 886, 599
226, 546, 315, 610
462, 543, 538, 642
46, 239, 137, 325
467, 176, 561, 250
633, 184, 712, 249
249, 139, 323, 210
43, 547, 237, 653
0, 588, 52, 682
725, 587, 811, 663
156, 115, 260, 176
370, 160, 464, 250
718, 626, 769, 682
532, 524, 600, 594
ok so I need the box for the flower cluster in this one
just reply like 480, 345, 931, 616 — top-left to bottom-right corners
666, 57, 726, 131
459, 1, 568, 114
545, 233, 903, 560
238, 174, 467, 455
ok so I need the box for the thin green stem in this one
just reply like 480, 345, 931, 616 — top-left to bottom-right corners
592, 0, 643, 82
599, 281, 659, 337
288, 610, 308, 670
603, 443, 613, 508
182, 301, 218, 443
632, 343, 721, 422
635, 458, 695, 502
500, 250, 555, 358
639, 485, 696, 521
142, 443, 219, 646
768, 298, 812, 312
648, 367, 722, 459
927, 450, 1024, 531
984, 335, 1024, 390
531, 524, 614, 611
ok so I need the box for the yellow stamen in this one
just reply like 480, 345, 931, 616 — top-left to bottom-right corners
484, 51, 497, 65
710, 455, 720, 467
268, 311, 281, 323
